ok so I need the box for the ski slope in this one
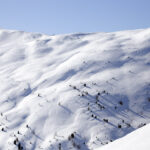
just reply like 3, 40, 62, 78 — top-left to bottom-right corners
0, 28, 150, 150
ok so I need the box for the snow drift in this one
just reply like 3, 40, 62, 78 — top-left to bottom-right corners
96, 123, 150, 150
0, 28, 150, 150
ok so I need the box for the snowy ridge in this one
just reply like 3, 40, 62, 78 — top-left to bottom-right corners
0, 28, 150, 150
96, 123, 150, 150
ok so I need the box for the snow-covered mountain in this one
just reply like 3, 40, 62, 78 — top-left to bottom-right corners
0, 28, 150, 150
96, 123, 150, 150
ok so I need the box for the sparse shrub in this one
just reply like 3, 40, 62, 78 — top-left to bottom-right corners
81, 93, 84, 97
103, 119, 108, 123
84, 91, 88, 95
58, 143, 61, 150
98, 104, 105, 109
119, 101, 123, 105
102, 105, 105, 109
71, 133, 75, 138
14, 138, 18, 145
118, 124, 122, 128
68, 133, 75, 141
73, 86, 77, 89
83, 83, 86, 87
97, 92, 100, 96
38, 93, 41, 97
14, 138, 23, 150
138, 123, 146, 128
126, 123, 131, 127
103, 90, 106, 93
18, 142, 23, 150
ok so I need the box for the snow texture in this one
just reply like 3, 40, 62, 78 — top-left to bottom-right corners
0, 28, 150, 150
96, 123, 150, 150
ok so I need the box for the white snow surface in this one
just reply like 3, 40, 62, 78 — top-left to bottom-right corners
96, 123, 150, 150
0, 28, 150, 150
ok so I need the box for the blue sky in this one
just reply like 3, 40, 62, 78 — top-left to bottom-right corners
0, 0, 150, 35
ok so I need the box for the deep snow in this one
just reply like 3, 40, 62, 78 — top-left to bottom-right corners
0, 28, 150, 150
96, 123, 150, 150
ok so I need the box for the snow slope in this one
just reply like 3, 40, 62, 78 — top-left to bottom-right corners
0, 28, 150, 150
96, 123, 150, 150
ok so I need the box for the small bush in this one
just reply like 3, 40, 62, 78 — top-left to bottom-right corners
126, 123, 131, 127
18, 142, 23, 150
119, 101, 123, 105
83, 83, 86, 87
81, 93, 84, 97
38, 93, 41, 97
118, 124, 122, 128
71, 133, 75, 138
98, 104, 105, 109
97, 92, 100, 96
138, 123, 146, 128
58, 143, 61, 150
84, 91, 88, 95
73, 86, 77, 89
68, 133, 75, 140
14, 138, 18, 145
103, 90, 106, 93
103, 119, 108, 123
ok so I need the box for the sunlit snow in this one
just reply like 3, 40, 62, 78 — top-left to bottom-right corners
0, 28, 150, 150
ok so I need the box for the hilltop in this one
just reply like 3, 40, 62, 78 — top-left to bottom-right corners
0, 28, 150, 150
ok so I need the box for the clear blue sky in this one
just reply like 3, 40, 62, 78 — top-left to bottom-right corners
0, 0, 150, 35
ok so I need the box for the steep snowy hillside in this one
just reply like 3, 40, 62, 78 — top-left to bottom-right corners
96, 123, 150, 150
0, 28, 150, 150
